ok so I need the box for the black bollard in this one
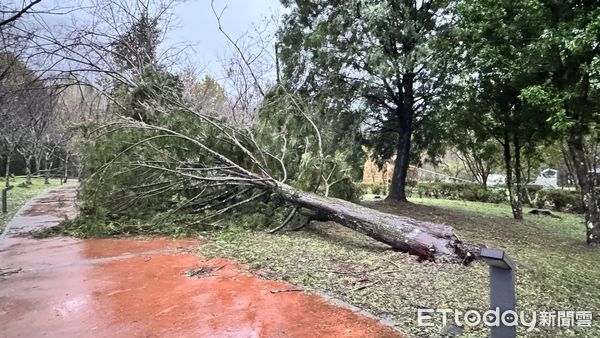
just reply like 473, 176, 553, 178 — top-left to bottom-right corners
2, 185, 13, 213
480, 248, 517, 338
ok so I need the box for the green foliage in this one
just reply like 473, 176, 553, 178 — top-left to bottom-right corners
405, 182, 586, 214
278, 0, 453, 197
76, 67, 206, 234
256, 86, 364, 201
111, 11, 160, 73
535, 189, 583, 213
195, 75, 228, 111
360, 182, 386, 195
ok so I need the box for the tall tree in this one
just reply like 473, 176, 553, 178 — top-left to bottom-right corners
449, 0, 556, 219
111, 9, 160, 76
0, 53, 46, 186
519, 0, 600, 243
278, 0, 451, 201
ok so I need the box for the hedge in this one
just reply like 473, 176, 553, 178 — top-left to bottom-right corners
408, 182, 507, 204
361, 181, 585, 214
534, 189, 583, 213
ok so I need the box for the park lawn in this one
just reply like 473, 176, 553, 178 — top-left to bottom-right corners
0, 177, 62, 234
201, 197, 600, 338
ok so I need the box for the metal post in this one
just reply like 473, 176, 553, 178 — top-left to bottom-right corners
480, 248, 516, 338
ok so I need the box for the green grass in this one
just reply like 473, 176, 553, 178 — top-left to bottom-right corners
411, 197, 587, 239
0, 177, 62, 234
201, 197, 600, 337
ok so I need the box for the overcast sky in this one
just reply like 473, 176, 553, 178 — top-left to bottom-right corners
168, 0, 283, 76
12, 0, 283, 79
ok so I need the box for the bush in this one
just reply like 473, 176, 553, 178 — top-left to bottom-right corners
410, 182, 587, 214
360, 182, 387, 195
535, 189, 582, 212
524, 185, 544, 196
371, 182, 384, 195
413, 182, 507, 203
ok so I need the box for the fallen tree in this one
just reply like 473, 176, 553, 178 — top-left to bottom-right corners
36, 0, 478, 264
80, 79, 477, 264
277, 185, 475, 263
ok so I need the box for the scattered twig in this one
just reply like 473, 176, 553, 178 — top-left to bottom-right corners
346, 280, 380, 293
268, 207, 298, 233
313, 266, 380, 275
270, 288, 303, 294
382, 257, 401, 269
0, 267, 23, 277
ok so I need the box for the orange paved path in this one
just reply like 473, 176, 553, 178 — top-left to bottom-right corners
0, 185, 403, 338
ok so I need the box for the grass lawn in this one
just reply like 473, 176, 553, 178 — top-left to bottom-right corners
0, 177, 62, 234
201, 197, 600, 337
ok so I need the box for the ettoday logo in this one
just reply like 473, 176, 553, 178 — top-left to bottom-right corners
417, 308, 593, 331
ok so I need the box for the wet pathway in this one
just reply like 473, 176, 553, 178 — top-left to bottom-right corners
0, 185, 402, 338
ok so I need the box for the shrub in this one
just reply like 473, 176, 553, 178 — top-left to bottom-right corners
360, 182, 387, 195
524, 185, 544, 196
414, 182, 507, 203
371, 183, 384, 195
521, 185, 544, 206
535, 189, 582, 212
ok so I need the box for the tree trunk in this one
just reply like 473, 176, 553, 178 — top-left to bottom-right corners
4, 155, 10, 188
502, 121, 523, 220
513, 137, 524, 219
387, 73, 415, 202
34, 155, 41, 176
25, 154, 32, 185
568, 129, 600, 245
481, 171, 488, 189
277, 184, 477, 263
63, 152, 69, 183
44, 153, 51, 184
387, 130, 412, 201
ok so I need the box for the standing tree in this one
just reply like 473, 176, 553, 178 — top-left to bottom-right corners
15, 82, 56, 184
449, 0, 556, 219
0, 53, 42, 186
518, 0, 600, 243
110, 6, 160, 77
182, 72, 230, 119
454, 140, 501, 188
278, 0, 452, 201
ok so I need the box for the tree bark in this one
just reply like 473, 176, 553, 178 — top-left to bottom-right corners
513, 136, 524, 219
387, 73, 415, 202
481, 171, 488, 189
502, 118, 523, 220
4, 155, 10, 188
277, 184, 477, 263
387, 130, 412, 201
63, 152, 69, 183
44, 153, 51, 184
568, 129, 600, 245
34, 155, 41, 176
25, 154, 32, 184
